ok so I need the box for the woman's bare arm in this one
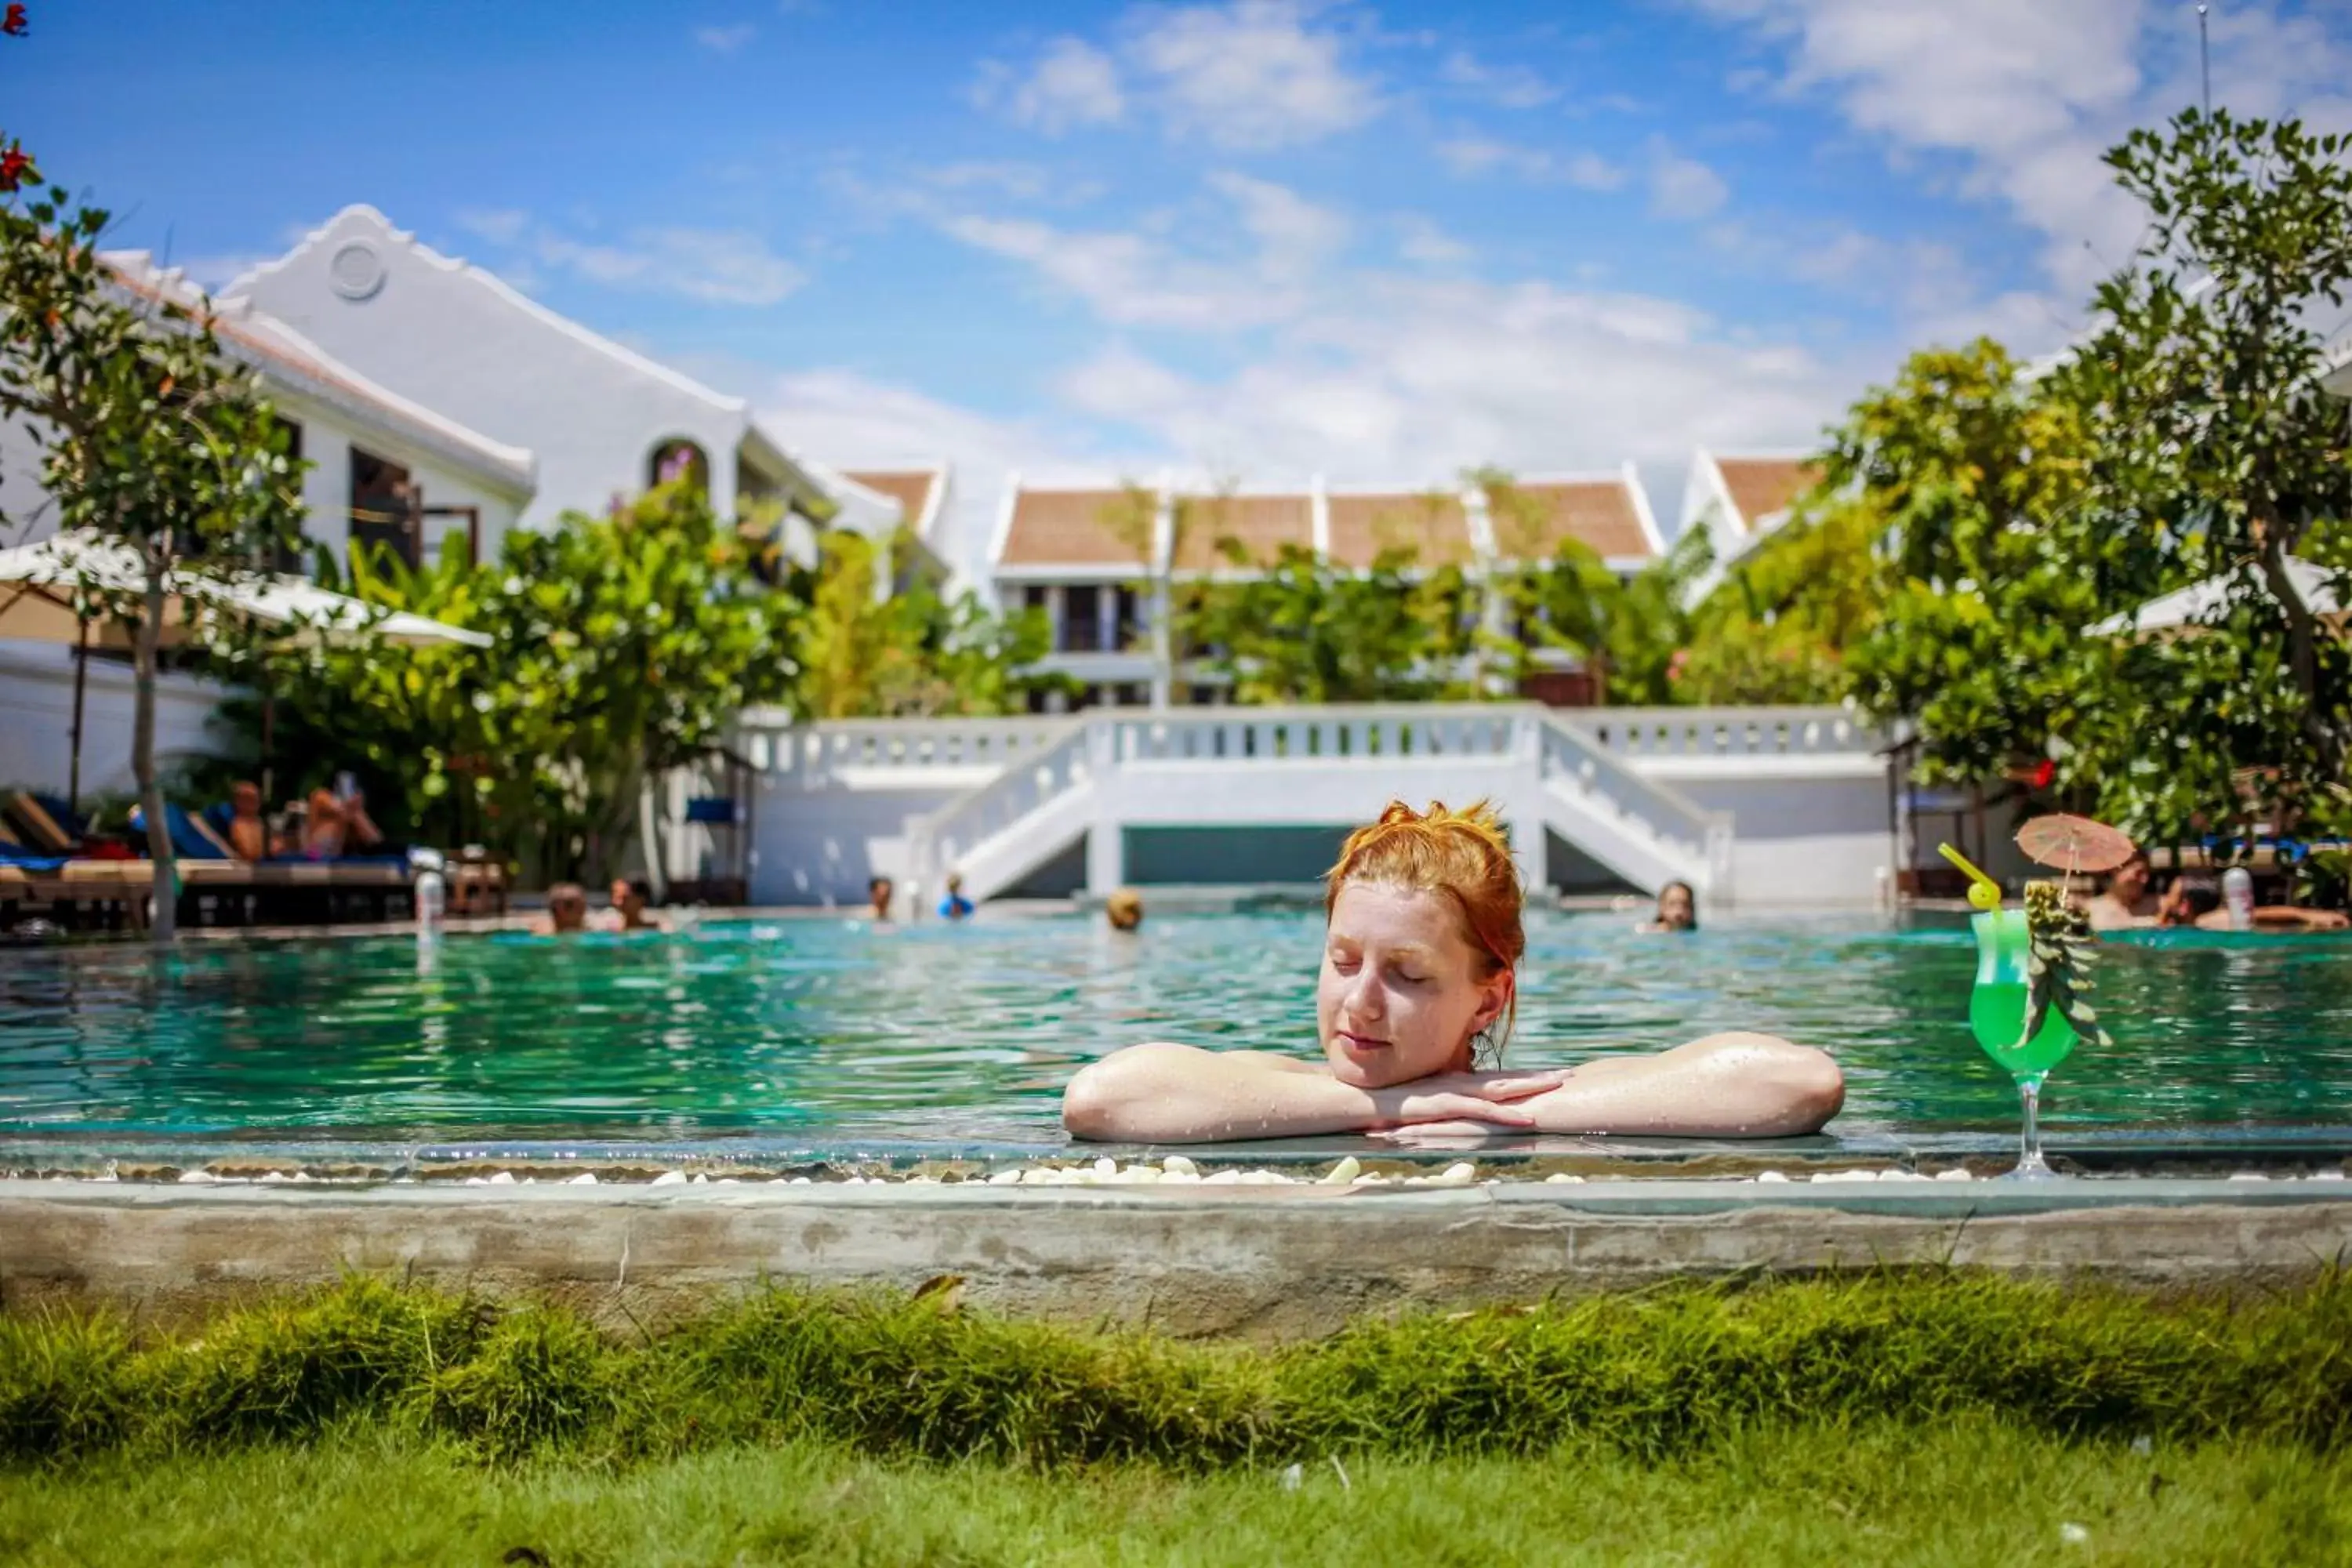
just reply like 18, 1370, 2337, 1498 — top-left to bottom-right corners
1386, 1033, 1845, 1144
1061, 1043, 1565, 1144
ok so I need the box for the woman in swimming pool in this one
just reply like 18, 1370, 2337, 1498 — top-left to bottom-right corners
1062, 800, 1843, 1145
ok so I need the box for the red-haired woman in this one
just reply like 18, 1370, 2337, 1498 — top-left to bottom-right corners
1062, 800, 1843, 1145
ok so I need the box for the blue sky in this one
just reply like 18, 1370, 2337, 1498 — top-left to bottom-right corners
7, 1, 2350, 567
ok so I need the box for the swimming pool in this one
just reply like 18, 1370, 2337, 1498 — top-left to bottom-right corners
2, 913, 2349, 1166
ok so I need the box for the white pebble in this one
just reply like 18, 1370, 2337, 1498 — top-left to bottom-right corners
2308, 1169, 2347, 1181
788, 1176, 811, 1185
489, 1171, 517, 1185
260, 1171, 286, 1184
1543, 1172, 1585, 1185
1755, 1171, 1789, 1184
988, 1168, 1022, 1186
1407, 1162, 1478, 1189
566, 1173, 597, 1186
1350, 1172, 1389, 1185
651, 1171, 688, 1186
1239, 1169, 1293, 1185
1093, 1156, 1120, 1181
464, 1176, 488, 1187
1160, 1170, 1202, 1185
1115, 1164, 1160, 1185
1203, 1169, 1245, 1185
1162, 1155, 1200, 1178
906, 1174, 938, 1185
177, 1169, 216, 1184
1878, 1170, 1932, 1182
2228, 1171, 2268, 1182
1935, 1168, 1974, 1182
689, 1173, 709, 1185
1321, 1156, 1363, 1186
1811, 1169, 1876, 1183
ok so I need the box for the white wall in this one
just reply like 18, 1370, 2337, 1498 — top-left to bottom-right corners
1676, 775, 1896, 907
747, 779, 970, 906
235, 209, 751, 528
0, 641, 235, 800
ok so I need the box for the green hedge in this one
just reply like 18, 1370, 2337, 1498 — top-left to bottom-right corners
5, 1271, 2349, 1467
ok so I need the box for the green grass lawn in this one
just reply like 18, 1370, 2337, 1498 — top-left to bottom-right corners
3, 1417, 2347, 1566
5, 1272, 2351, 1563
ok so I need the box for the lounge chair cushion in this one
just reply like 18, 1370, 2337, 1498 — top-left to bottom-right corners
4, 792, 75, 854
0, 840, 68, 873
129, 804, 238, 862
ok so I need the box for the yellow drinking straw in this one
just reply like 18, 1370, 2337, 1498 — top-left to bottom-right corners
1936, 843, 2003, 912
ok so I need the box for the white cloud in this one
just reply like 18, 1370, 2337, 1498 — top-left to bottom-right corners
693, 23, 757, 53
1440, 49, 1555, 110
982, 1, 1378, 151
1396, 216, 1472, 268
1694, 0, 2352, 343
994, 37, 1126, 133
453, 208, 531, 245
753, 368, 1134, 586
936, 172, 1348, 328
1437, 137, 1624, 190
459, 212, 806, 307
1052, 274, 1849, 491
1646, 140, 1730, 220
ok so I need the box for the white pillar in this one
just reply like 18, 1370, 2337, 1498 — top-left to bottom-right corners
1086, 822, 1125, 897
1046, 584, 1067, 652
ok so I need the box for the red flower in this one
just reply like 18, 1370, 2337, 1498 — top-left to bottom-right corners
0, 143, 30, 192
2030, 757, 2056, 791
2, 5, 27, 38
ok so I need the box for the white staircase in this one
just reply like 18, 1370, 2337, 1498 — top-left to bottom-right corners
891, 706, 1735, 905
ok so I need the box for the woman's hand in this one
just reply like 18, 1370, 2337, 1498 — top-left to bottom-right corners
1367, 1069, 1569, 1131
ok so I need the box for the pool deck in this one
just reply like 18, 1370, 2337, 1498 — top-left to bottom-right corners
6, 1177, 2348, 1338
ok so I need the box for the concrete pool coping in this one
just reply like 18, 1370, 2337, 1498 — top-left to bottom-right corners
8, 1177, 2349, 1338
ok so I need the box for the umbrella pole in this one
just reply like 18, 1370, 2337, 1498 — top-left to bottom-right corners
67, 616, 89, 818
260, 691, 276, 807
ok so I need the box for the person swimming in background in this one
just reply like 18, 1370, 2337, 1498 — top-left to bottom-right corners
2081, 850, 2160, 931
866, 875, 895, 923
1105, 887, 1144, 932
1638, 880, 1697, 933
533, 882, 589, 936
603, 877, 662, 933
1062, 800, 1843, 1145
938, 872, 975, 921
2154, 866, 2350, 932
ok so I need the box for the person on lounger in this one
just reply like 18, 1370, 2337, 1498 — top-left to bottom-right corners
1062, 800, 1844, 1145
227, 781, 267, 861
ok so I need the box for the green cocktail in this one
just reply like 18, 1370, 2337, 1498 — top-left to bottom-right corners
1968, 906, 2075, 1179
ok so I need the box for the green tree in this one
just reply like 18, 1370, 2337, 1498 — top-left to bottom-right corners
1678, 495, 1876, 705
2056, 108, 2352, 836
0, 140, 306, 939
1828, 340, 2105, 785
1173, 537, 1479, 705
789, 527, 1059, 718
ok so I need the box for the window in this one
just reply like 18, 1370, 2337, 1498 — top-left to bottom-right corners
648, 437, 710, 495
349, 448, 419, 571
1113, 584, 1143, 648
1062, 583, 1103, 652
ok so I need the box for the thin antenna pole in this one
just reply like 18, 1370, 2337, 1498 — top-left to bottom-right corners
2198, 5, 2212, 115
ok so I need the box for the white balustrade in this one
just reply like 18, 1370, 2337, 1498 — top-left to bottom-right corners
1107, 703, 1523, 766
1573, 706, 1873, 764
1535, 716, 1725, 863
735, 710, 1078, 790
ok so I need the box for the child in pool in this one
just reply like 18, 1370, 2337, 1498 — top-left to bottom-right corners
1062, 800, 1843, 1145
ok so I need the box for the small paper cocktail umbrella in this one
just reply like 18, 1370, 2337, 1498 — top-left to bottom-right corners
2015, 814, 2139, 878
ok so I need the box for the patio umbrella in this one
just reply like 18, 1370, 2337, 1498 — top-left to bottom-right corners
2016, 814, 2139, 877
0, 531, 488, 811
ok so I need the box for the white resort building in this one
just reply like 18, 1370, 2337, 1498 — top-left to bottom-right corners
989, 466, 1663, 711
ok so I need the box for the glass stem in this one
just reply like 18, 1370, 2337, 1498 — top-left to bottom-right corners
2018, 1077, 2043, 1171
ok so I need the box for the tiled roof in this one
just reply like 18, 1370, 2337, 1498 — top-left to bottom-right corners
1000, 487, 1152, 568
1485, 477, 1653, 562
1169, 492, 1313, 572
844, 469, 942, 535
1716, 458, 1820, 532
1325, 491, 1473, 569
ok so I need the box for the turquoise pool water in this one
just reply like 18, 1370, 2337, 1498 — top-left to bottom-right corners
2, 912, 2349, 1152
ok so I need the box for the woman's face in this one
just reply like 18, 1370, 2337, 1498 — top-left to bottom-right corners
1657, 884, 1695, 928
1317, 881, 1508, 1090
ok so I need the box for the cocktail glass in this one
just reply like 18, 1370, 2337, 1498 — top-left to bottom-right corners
1965, 906, 2078, 1181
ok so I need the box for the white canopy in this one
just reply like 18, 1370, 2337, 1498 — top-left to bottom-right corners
2085, 557, 2344, 637
0, 531, 490, 649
